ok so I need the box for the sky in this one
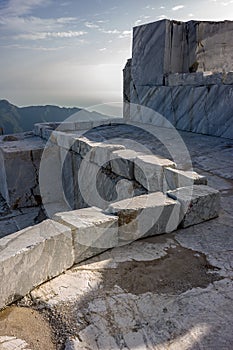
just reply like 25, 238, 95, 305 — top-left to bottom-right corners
0, 0, 233, 108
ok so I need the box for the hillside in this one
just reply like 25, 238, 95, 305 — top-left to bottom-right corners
0, 100, 81, 135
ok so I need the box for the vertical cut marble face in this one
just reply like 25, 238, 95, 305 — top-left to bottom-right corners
131, 19, 233, 86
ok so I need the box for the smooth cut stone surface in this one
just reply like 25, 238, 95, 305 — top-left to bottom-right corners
107, 192, 180, 242
0, 136, 45, 209
0, 219, 74, 310
168, 185, 220, 228
164, 167, 207, 191
53, 207, 118, 263
134, 154, 176, 192
85, 143, 125, 167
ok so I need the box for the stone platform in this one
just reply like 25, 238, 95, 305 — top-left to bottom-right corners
0, 117, 232, 348
0, 127, 231, 349
0, 115, 224, 312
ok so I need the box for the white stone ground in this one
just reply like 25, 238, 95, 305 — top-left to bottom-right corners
1, 127, 233, 349
28, 129, 233, 349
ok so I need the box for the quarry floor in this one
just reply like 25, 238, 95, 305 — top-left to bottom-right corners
0, 127, 233, 350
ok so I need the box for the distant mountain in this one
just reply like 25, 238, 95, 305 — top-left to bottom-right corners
0, 99, 81, 135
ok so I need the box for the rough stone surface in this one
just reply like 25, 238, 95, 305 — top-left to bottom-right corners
0, 219, 74, 309
110, 149, 140, 180
85, 143, 125, 167
126, 84, 233, 139
134, 154, 176, 192
107, 192, 180, 242
9, 124, 232, 350
53, 207, 118, 263
0, 336, 31, 350
168, 185, 220, 228
0, 134, 45, 209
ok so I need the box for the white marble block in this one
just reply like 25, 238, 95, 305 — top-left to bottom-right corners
167, 185, 220, 228
53, 207, 118, 263
110, 149, 140, 180
0, 136, 45, 209
164, 167, 207, 191
0, 219, 74, 310
134, 154, 176, 192
107, 192, 180, 242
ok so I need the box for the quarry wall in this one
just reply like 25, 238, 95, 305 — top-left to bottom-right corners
124, 19, 233, 139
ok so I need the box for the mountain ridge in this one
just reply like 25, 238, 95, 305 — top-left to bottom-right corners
0, 99, 81, 135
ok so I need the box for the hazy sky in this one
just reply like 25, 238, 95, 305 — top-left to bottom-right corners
0, 0, 233, 108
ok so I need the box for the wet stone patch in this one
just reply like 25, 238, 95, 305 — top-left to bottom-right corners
100, 246, 222, 295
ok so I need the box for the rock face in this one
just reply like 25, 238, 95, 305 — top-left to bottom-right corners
0, 133, 45, 209
124, 19, 233, 139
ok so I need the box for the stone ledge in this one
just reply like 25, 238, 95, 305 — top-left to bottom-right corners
53, 207, 118, 263
167, 185, 220, 228
165, 72, 233, 87
164, 168, 207, 191
106, 192, 181, 242
0, 219, 74, 310
134, 155, 176, 192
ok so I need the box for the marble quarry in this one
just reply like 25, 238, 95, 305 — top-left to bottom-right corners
1, 20, 231, 310
123, 19, 233, 139
0, 111, 222, 310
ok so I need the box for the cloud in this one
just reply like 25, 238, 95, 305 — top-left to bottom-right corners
221, 0, 233, 5
134, 15, 151, 26
100, 29, 120, 34
0, 43, 65, 51
118, 30, 131, 39
172, 5, 184, 10
135, 19, 142, 26
84, 21, 99, 29
157, 15, 167, 20
99, 47, 106, 51
14, 31, 87, 40
56, 17, 77, 24
0, 0, 48, 17
0, 15, 78, 33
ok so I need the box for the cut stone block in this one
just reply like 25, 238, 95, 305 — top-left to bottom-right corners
110, 149, 140, 179
50, 130, 79, 150
167, 185, 220, 228
132, 20, 233, 84
71, 137, 99, 157
53, 207, 118, 263
0, 219, 74, 310
107, 192, 180, 242
85, 143, 125, 167
164, 167, 207, 191
0, 136, 45, 209
134, 155, 176, 192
